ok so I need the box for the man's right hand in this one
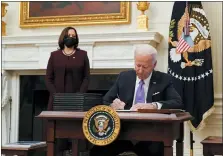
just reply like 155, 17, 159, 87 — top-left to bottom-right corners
110, 98, 126, 110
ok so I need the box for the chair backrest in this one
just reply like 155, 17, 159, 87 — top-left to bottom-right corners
53, 93, 103, 111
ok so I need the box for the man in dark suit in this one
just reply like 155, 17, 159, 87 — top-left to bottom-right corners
102, 44, 183, 156
104, 44, 182, 111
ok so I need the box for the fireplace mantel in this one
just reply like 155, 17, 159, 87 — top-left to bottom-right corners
2, 31, 163, 45
2, 31, 163, 70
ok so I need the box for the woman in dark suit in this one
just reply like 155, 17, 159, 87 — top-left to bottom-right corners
45, 26, 90, 156
45, 26, 90, 110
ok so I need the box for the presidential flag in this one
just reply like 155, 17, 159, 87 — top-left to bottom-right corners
168, 1, 214, 131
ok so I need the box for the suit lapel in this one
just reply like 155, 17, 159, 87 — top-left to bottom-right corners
126, 70, 136, 107
147, 71, 158, 103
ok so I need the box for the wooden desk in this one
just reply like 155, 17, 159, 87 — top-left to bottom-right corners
201, 136, 223, 156
38, 111, 192, 156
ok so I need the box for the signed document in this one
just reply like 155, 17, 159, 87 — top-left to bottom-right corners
116, 110, 137, 112
116, 109, 185, 114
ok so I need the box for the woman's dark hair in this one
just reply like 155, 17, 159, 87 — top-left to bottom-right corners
58, 27, 79, 50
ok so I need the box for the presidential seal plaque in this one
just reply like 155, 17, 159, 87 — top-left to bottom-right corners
82, 105, 121, 146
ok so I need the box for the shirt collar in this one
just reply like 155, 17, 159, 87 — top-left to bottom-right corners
136, 72, 153, 86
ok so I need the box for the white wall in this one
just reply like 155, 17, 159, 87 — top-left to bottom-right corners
2, 2, 222, 156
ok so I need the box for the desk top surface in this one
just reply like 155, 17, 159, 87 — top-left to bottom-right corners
38, 110, 192, 122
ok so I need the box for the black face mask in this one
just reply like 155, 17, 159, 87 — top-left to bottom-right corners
64, 37, 78, 48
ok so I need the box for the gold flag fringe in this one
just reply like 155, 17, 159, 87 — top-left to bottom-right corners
188, 105, 215, 132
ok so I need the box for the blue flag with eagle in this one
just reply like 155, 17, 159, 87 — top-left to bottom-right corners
168, 1, 214, 131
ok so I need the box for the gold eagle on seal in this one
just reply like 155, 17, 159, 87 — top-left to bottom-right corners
169, 6, 211, 69
94, 115, 111, 136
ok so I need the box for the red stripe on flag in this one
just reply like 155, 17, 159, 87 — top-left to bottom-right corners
176, 37, 190, 53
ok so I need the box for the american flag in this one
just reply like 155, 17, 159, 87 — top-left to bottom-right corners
176, 36, 191, 53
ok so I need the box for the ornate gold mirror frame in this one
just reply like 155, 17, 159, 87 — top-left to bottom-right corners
20, 2, 131, 28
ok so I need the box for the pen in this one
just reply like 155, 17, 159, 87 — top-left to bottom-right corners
117, 94, 120, 99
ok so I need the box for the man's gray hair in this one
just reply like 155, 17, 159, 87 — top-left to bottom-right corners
134, 44, 157, 64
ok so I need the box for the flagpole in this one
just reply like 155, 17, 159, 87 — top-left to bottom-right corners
186, 2, 194, 154
190, 131, 194, 156
186, 1, 194, 155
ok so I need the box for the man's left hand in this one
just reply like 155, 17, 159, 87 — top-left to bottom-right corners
130, 103, 157, 111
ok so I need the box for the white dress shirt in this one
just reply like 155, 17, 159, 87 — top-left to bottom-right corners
132, 72, 162, 109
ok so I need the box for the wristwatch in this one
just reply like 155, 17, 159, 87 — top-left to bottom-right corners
152, 102, 158, 109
